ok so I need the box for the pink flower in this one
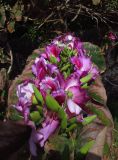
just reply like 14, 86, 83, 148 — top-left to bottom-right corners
71, 55, 99, 79
37, 118, 59, 147
40, 77, 59, 91
39, 76, 60, 97
15, 82, 34, 122
39, 75, 66, 104
67, 86, 89, 105
67, 99, 82, 115
29, 116, 59, 155
52, 33, 85, 55
32, 57, 59, 80
71, 56, 91, 73
65, 74, 89, 115
90, 66, 99, 80
32, 57, 47, 80
108, 32, 117, 41
52, 89, 65, 104
44, 44, 61, 62
52, 33, 76, 46
14, 33, 100, 156
65, 73, 80, 91
15, 97, 30, 122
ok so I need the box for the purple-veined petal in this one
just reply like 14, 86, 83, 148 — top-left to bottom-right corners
45, 44, 61, 61
77, 114, 84, 122
40, 76, 60, 92
52, 89, 65, 104
32, 65, 37, 76
37, 119, 59, 147
71, 56, 82, 69
32, 57, 47, 79
67, 99, 82, 115
23, 107, 30, 122
14, 104, 23, 112
65, 73, 80, 91
15, 97, 30, 112
108, 32, 117, 41
29, 129, 38, 156
27, 120, 36, 129
17, 82, 34, 99
67, 86, 89, 105
29, 119, 59, 155
71, 55, 92, 72
80, 56, 92, 72
41, 53, 48, 59
56, 72, 65, 89
89, 66, 99, 80
47, 63, 59, 75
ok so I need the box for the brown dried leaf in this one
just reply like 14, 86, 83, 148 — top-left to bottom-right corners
0, 6, 6, 28
92, 0, 101, 5
7, 52, 114, 160
0, 121, 31, 160
81, 77, 113, 159
7, 21, 15, 33
8, 50, 40, 114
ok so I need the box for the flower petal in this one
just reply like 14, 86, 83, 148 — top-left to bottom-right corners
67, 99, 82, 115
52, 89, 65, 104
68, 86, 89, 105
65, 74, 80, 91
46, 44, 61, 61
29, 129, 38, 156
37, 119, 59, 147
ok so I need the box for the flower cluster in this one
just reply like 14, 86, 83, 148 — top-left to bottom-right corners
14, 34, 99, 155
108, 32, 117, 42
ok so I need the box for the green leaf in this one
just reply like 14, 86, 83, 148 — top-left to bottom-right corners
60, 56, 67, 62
103, 143, 110, 155
68, 117, 77, 124
7, 21, 15, 33
0, 6, 6, 28
58, 108, 66, 119
36, 105, 43, 115
11, 114, 23, 121
57, 108, 67, 129
16, 79, 23, 84
66, 123, 77, 132
80, 74, 92, 84
31, 53, 39, 60
82, 115, 97, 125
30, 111, 41, 123
61, 144, 70, 160
81, 83, 89, 89
9, 108, 23, 121
32, 95, 38, 105
46, 95, 61, 112
61, 63, 70, 72
61, 117, 67, 129
83, 42, 105, 71
15, 10, 22, 21
50, 56, 58, 64
80, 140, 95, 154
89, 92, 104, 105
63, 72, 68, 79
33, 85, 44, 105
12, 1, 23, 21
48, 135, 71, 154
86, 103, 112, 126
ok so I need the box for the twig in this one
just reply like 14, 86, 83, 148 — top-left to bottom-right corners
71, 4, 82, 22
37, 12, 54, 29
7, 43, 13, 75
104, 77, 118, 87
